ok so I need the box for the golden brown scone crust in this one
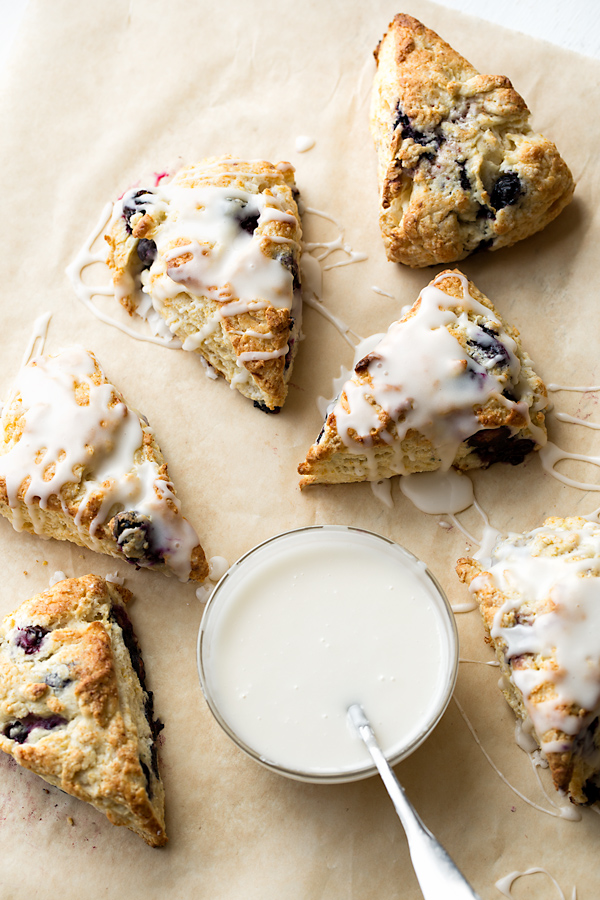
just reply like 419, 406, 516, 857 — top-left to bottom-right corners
370, 14, 575, 266
299, 270, 547, 486
0, 575, 167, 846
457, 517, 600, 804
0, 348, 208, 583
106, 156, 303, 410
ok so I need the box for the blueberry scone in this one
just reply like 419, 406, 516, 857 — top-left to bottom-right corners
0, 575, 166, 845
298, 270, 547, 486
105, 156, 303, 412
457, 517, 600, 805
0, 347, 208, 582
370, 14, 575, 267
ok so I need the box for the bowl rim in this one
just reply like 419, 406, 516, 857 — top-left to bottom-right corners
197, 524, 459, 784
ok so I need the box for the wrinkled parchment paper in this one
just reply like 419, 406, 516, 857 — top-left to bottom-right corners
0, 1, 598, 897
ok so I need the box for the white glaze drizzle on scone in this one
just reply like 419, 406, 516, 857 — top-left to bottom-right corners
457, 517, 600, 804
0, 575, 167, 846
105, 157, 303, 411
299, 271, 547, 485
0, 347, 207, 582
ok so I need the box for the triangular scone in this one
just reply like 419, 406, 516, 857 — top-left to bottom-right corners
457, 517, 600, 805
105, 156, 303, 412
370, 14, 575, 267
0, 347, 208, 582
0, 575, 166, 845
298, 270, 547, 486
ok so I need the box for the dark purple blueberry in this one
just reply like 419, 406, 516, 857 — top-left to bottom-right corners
467, 324, 510, 369
137, 239, 157, 268
4, 714, 67, 744
502, 388, 518, 402
122, 189, 154, 234
226, 197, 261, 235
143, 691, 163, 783
584, 779, 600, 805
476, 204, 494, 220
238, 211, 260, 235
110, 605, 163, 740
284, 337, 295, 371
5, 722, 29, 743
418, 151, 436, 165
144, 692, 156, 734
111, 511, 162, 566
15, 626, 49, 655
253, 401, 281, 414
140, 759, 153, 798
150, 741, 161, 780
144, 692, 164, 746
392, 104, 443, 149
273, 246, 300, 290
466, 426, 535, 466
490, 173, 522, 210
572, 718, 600, 802
44, 672, 71, 690
513, 610, 535, 626
110, 605, 163, 786
110, 604, 145, 686
458, 161, 470, 192
475, 238, 494, 253
355, 352, 381, 376
464, 362, 487, 387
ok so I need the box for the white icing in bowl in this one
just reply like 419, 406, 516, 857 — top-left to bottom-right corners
197, 525, 458, 783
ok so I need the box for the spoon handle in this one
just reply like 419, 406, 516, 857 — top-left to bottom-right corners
348, 704, 482, 900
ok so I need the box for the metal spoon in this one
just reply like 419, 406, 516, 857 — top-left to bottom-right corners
348, 703, 482, 900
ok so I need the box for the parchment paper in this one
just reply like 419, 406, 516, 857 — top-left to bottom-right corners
0, 1, 598, 897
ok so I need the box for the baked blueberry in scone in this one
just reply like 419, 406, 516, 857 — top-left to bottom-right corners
0, 575, 167, 845
298, 270, 547, 486
457, 517, 600, 805
105, 156, 303, 411
370, 14, 575, 267
0, 347, 208, 582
